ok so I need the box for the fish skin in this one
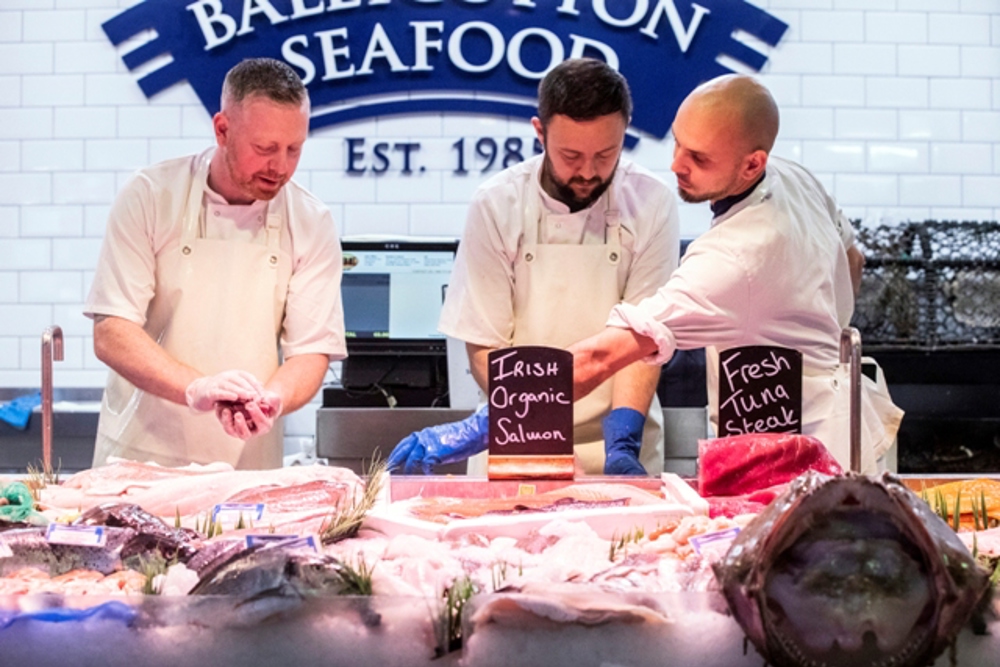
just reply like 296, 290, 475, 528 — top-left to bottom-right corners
74, 502, 200, 562
713, 472, 991, 667
0, 526, 133, 577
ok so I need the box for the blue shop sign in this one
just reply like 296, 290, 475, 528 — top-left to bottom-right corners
103, 0, 787, 142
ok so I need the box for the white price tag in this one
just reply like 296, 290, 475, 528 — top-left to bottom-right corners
244, 534, 319, 552
45, 524, 107, 548
689, 527, 741, 561
211, 503, 266, 527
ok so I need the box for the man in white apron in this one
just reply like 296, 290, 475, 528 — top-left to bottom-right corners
571, 74, 903, 474
84, 59, 346, 469
388, 59, 681, 476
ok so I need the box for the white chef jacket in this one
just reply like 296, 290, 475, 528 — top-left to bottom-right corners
440, 155, 680, 348
609, 156, 902, 471
85, 149, 346, 361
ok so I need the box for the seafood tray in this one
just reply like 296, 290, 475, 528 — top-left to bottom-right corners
367, 474, 708, 540
0, 591, 996, 667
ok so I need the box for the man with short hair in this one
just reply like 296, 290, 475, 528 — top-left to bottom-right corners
389, 58, 680, 476
571, 74, 902, 473
86, 58, 346, 469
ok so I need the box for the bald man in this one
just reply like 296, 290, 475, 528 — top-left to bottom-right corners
571, 74, 902, 473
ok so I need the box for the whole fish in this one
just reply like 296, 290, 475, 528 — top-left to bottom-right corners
0, 526, 134, 577
74, 502, 200, 562
714, 472, 991, 667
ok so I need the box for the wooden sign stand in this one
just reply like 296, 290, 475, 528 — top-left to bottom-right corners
486, 346, 574, 480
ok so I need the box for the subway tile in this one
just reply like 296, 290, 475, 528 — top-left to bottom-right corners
802, 141, 865, 172
0, 140, 18, 172
802, 76, 864, 107
898, 46, 961, 77
0, 108, 53, 139
85, 139, 148, 171
147, 83, 200, 107
930, 79, 992, 109
867, 143, 929, 173
834, 174, 898, 205
83, 204, 108, 237
900, 0, 960, 8
962, 46, 1000, 77
0, 273, 17, 302
0, 338, 18, 369
308, 116, 377, 139
52, 172, 116, 204
52, 238, 101, 270
962, 176, 1000, 207
298, 138, 344, 171
0, 43, 53, 75
996, 145, 1000, 174
865, 13, 928, 44
812, 171, 835, 194
900, 110, 962, 140
834, 0, 894, 8
148, 139, 208, 165
768, 42, 833, 74
865, 77, 928, 109
770, 140, 803, 163
376, 113, 443, 138
627, 138, 673, 171
995, 14, 1000, 46
930, 13, 991, 44
442, 114, 510, 137
54, 41, 118, 74
54, 106, 116, 138
22, 334, 83, 370
442, 171, 494, 203
310, 171, 377, 204
22, 9, 85, 41
0, 174, 51, 205
899, 175, 963, 206
867, 207, 932, 225
53, 303, 91, 336
54, 0, 121, 7
0, 75, 20, 106
931, 143, 993, 173
84, 8, 117, 41
769, 0, 832, 10
409, 204, 469, 238
84, 73, 148, 105
21, 139, 85, 172
835, 109, 897, 139
0, 206, 18, 237
118, 105, 181, 137
801, 11, 863, 42
22, 74, 86, 106
931, 207, 995, 222
675, 201, 712, 239
756, 74, 802, 107
374, 171, 442, 203
20, 205, 83, 236
0, 11, 21, 41
19, 271, 82, 303
959, 0, 1000, 12
180, 106, 214, 138
341, 204, 409, 237
779, 108, 835, 139
0, 239, 50, 270
834, 44, 896, 75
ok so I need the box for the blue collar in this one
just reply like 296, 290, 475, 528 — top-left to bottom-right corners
710, 172, 766, 218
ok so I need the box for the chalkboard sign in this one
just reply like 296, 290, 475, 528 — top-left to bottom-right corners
717, 345, 802, 437
487, 346, 574, 479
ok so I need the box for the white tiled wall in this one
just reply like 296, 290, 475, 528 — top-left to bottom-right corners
0, 0, 997, 396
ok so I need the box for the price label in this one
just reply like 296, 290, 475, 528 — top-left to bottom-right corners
244, 534, 319, 552
689, 527, 741, 561
211, 503, 266, 527
45, 524, 107, 548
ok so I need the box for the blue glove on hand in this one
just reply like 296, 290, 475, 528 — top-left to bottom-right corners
602, 407, 648, 476
387, 405, 490, 474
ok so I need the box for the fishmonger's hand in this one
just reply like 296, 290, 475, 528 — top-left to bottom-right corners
217, 390, 283, 440
184, 370, 265, 412
387, 406, 490, 475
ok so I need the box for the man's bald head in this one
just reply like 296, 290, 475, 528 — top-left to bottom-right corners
683, 74, 779, 155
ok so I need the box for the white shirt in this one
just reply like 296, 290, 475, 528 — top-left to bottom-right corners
441, 155, 680, 347
610, 156, 854, 370
85, 150, 346, 360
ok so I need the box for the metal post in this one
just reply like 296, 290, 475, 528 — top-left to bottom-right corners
839, 327, 862, 473
41, 325, 63, 473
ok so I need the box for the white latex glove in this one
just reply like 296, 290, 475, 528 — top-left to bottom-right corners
216, 390, 282, 440
184, 370, 265, 413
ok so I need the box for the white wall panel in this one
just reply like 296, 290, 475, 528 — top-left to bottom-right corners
898, 46, 961, 76
865, 77, 928, 108
930, 79, 992, 109
20, 205, 83, 236
963, 175, 1000, 206
801, 11, 863, 42
834, 44, 896, 75
0, 174, 51, 205
0, 141, 18, 172
0, 43, 53, 75
0, 207, 19, 237
835, 109, 897, 139
22, 74, 85, 106
0, 109, 53, 140
803, 141, 865, 172
931, 143, 993, 173
867, 143, 930, 173
899, 175, 963, 205
23, 9, 85, 41
18, 271, 81, 303
52, 172, 115, 204
866, 12, 928, 43
85, 138, 147, 171
54, 107, 115, 138
0, 75, 20, 106
51, 237, 101, 270
930, 14, 991, 44
961, 47, 1000, 77
900, 110, 962, 140
834, 174, 898, 205
802, 76, 864, 106
0, 273, 18, 303
54, 41, 116, 73
0, 339, 20, 370
21, 140, 84, 172
0, 305, 53, 336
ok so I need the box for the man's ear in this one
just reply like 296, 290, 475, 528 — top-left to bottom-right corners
744, 149, 768, 181
531, 117, 545, 149
212, 112, 228, 147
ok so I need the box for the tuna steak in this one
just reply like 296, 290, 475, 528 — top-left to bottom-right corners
713, 472, 990, 667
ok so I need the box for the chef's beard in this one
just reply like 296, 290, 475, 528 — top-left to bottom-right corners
541, 153, 615, 213
225, 150, 287, 202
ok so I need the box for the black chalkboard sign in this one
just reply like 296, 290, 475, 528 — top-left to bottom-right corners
717, 345, 802, 437
487, 346, 574, 457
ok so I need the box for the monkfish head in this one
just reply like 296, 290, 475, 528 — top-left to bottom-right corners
713, 472, 990, 667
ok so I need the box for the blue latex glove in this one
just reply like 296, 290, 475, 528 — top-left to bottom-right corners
602, 407, 648, 476
0, 391, 41, 430
387, 406, 489, 475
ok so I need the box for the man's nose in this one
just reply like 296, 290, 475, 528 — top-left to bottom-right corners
578, 157, 598, 180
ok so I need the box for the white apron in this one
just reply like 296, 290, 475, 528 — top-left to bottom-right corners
706, 349, 902, 474
469, 173, 664, 475
94, 151, 293, 469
